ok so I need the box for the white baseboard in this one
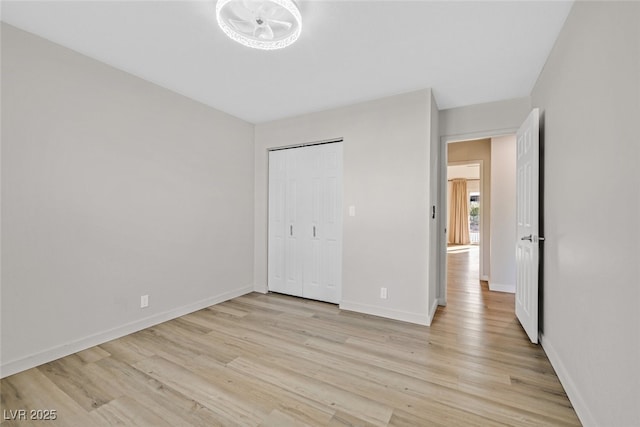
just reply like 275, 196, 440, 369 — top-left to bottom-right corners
0, 285, 253, 379
254, 283, 268, 293
437, 297, 447, 306
339, 300, 429, 326
427, 298, 439, 325
540, 333, 595, 427
488, 282, 516, 293
481, 275, 490, 281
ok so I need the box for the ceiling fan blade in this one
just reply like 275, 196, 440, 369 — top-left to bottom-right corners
242, 0, 263, 13
261, 1, 279, 19
267, 19, 293, 30
229, 19, 257, 34
256, 23, 275, 40
230, 1, 255, 22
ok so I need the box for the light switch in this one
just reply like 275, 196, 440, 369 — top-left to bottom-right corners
348, 206, 356, 217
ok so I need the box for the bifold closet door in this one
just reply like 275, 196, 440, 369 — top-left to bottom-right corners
267, 143, 343, 304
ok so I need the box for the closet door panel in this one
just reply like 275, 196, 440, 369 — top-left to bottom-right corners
322, 144, 343, 303
267, 150, 287, 293
303, 148, 323, 297
302, 143, 342, 304
284, 149, 304, 296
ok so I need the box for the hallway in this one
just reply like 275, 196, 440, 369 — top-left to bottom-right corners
431, 245, 580, 424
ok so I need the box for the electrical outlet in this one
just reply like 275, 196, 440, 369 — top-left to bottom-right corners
140, 295, 149, 308
380, 287, 388, 299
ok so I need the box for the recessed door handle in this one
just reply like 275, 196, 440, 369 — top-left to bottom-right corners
313, 225, 316, 238
290, 225, 293, 236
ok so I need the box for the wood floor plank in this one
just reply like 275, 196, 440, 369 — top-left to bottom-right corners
37, 355, 122, 412
183, 354, 335, 426
0, 245, 581, 426
388, 408, 449, 427
93, 356, 227, 427
75, 347, 111, 364
327, 410, 383, 427
97, 333, 155, 365
311, 365, 507, 427
227, 356, 394, 426
259, 409, 312, 427
133, 355, 266, 426
88, 396, 173, 427
0, 368, 98, 427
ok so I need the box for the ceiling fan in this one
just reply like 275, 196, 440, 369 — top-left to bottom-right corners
216, 0, 302, 50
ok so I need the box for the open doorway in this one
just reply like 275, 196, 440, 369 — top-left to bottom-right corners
446, 138, 492, 287
437, 135, 517, 306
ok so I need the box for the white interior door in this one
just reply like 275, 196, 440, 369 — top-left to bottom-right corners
268, 142, 343, 304
515, 108, 541, 344
268, 149, 287, 294
268, 149, 303, 297
285, 148, 305, 296
302, 143, 342, 303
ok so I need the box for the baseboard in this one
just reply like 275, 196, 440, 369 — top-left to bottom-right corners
540, 333, 595, 427
254, 283, 268, 293
437, 297, 447, 306
0, 285, 253, 379
481, 275, 490, 281
427, 298, 439, 325
339, 300, 429, 326
488, 282, 516, 293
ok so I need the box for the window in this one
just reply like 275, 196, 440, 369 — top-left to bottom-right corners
469, 193, 480, 244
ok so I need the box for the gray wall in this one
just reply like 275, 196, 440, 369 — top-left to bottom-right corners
531, 2, 640, 425
1, 24, 255, 376
439, 97, 531, 141
489, 135, 516, 292
254, 90, 437, 325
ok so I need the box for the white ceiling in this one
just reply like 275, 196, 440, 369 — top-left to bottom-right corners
1, 1, 573, 124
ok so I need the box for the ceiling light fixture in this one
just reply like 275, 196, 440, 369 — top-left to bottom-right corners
216, 0, 302, 50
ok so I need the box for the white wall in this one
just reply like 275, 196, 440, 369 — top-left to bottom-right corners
440, 97, 531, 141
1, 24, 255, 377
255, 90, 437, 325
489, 135, 516, 293
531, 2, 640, 425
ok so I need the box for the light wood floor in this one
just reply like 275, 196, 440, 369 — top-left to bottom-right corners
1, 247, 580, 426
